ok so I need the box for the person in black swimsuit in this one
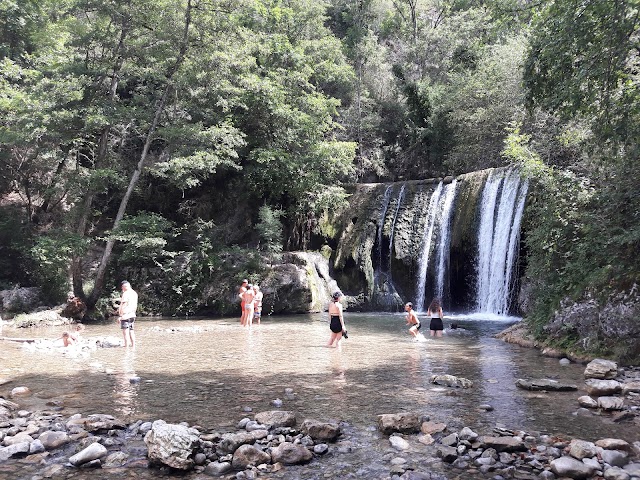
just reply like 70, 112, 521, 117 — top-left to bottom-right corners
427, 298, 444, 337
326, 292, 346, 347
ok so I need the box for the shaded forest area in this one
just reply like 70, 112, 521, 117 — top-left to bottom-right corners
1, 0, 638, 352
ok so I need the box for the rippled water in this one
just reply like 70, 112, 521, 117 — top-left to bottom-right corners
1, 312, 638, 478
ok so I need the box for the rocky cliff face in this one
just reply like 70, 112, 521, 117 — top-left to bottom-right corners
330, 167, 527, 313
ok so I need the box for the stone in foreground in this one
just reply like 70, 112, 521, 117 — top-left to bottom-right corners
144, 420, 200, 470
377, 413, 421, 435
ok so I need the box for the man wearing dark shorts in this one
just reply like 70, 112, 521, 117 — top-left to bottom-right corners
118, 281, 138, 347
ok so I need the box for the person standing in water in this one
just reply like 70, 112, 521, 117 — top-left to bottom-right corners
238, 279, 248, 325
117, 280, 138, 347
427, 298, 444, 337
404, 302, 421, 338
253, 284, 263, 325
326, 292, 346, 348
240, 284, 256, 328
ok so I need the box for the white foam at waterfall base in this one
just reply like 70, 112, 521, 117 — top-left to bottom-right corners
447, 312, 522, 323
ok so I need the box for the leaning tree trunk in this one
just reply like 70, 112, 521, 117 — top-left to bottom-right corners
85, 0, 193, 308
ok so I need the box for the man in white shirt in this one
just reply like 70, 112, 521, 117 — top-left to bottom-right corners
117, 280, 138, 347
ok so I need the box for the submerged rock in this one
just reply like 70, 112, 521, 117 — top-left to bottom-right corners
430, 374, 473, 388
515, 378, 578, 391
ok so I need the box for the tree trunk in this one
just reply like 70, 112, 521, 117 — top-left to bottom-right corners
86, 0, 193, 308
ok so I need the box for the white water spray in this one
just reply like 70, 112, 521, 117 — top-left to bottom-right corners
415, 182, 444, 311
435, 180, 458, 301
476, 170, 528, 314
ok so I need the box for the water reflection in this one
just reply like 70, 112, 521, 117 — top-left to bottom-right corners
1, 313, 638, 445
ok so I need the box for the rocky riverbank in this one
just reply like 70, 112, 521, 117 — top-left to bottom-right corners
2, 359, 640, 479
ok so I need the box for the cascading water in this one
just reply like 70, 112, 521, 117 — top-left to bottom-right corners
387, 184, 405, 272
476, 169, 528, 315
415, 182, 444, 311
434, 180, 458, 302
375, 185, 393, 271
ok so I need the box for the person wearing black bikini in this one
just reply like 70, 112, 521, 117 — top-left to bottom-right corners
427, 298, 444, 337
326, 292, 346, 347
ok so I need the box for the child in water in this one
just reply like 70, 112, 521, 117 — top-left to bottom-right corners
404, 302, 423, 339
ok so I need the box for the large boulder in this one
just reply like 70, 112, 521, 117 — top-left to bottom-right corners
0, 287, 43, 314
550, 456, 595, 479
585, 359, 619, 380
144, 420, 200, 470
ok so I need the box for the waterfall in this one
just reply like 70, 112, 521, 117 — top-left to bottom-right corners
387, 184, 405, 272
476, 170, 528, 314
415, 182, 444, 311
376, 185, 393, 271
435, 180, 457, 301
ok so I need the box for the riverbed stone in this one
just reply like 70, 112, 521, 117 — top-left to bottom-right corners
622, 382, 640, 395
300, 419, 340, 441
601, 449, 629, 467
69, 442, 108, 466
378, 413, 421, 435
430, 374, 473, 388
585, 379, 622, 396
598, 397, 625, 410
604, 466, 630, 480
103, 451, 129, 467
550, 456, 595, 479
270, 442, 312, 464
204, 461, 232, 476
459, 427, 478, 441
10, 386, 31, 397
38, 430, 70, 449
144, 420, 200, 470
623, 463, 640, 476
585, 359, 618, 379
421, 421, 446, 434
596, 439, 630, 451
578, 396, 599, 408
218, 430, 268, 453
389, 435, 410, 450
437, 445, 458, 463
254, 411, 296, 428
480, 436, 526, 452
28, 439, 45, 454
2, 432, 33, 446
569, 439, 597, 459
83, 414, 126, 432
515, 378, 578, 391
0, 441, 30, 461
231, 444, 270, 470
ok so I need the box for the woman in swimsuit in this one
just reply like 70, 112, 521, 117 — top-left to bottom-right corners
326, 291, 346, 348
241, 285, 256, 327
427, 298, 444, 337
404, 302, 421, 338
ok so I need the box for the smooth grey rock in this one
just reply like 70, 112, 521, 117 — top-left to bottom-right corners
598, 396, 625, 410
218, 430, 268, 454
516, 378, 577, 391
597, 439, 630, 451
430, 374, 473, 388
578, 396, 599, 408
144, 420, 199, 470
313, 443, 329, 455
29, 439, 45, 454
441, 433, 459, 446
459, 427, 478, 441
481, 436, 526, 452
584, 359, 618, 379
569, 439, 597, 459
270, 442, 312, 464
560, 358, 571, 366
623, 462, 640, 476
538, 470, 556, 479
585, 379, 622, 396
389, 435, 410, 451
231, 444, 270, 470
378, 413, 421, 435
38, 431, 70, 449
437, 445, 458, 463
601, 450, 629, 468
2, 432, 33, 446
301, 419, 341, 441
69, 442, 108, 466
604, 466, 630, 480
204, 461, 232, 476
253, 411, 296, 428
0, 442, 30, 461
550, 456, 595, 479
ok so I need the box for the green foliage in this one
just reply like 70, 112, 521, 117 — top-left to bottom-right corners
29, 231, 88, 301
256, 205, 283, 253
108, 213, 174, 265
